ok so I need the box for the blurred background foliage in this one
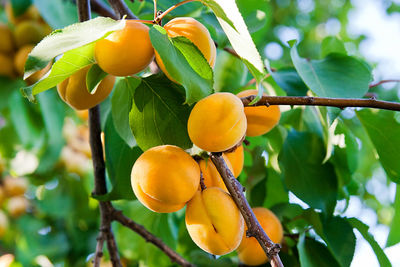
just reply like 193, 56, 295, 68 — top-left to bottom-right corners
0, 0, 399, 266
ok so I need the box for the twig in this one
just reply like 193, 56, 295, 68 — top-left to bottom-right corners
112, 209, 195, 267
240, 95, 400, 111
369, 79, 400, 88
210, 153, 284, 267
107, 0, 138, 19
155, 0, 197, 23
90, 0, 118, 19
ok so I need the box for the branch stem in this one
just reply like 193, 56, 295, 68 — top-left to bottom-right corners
107, 0, 138, 19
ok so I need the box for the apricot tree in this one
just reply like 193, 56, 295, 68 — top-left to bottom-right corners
0, 0, 399, 266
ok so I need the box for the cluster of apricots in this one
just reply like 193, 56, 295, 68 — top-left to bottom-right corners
0, 2, 51, 83
0, 175, 30, 238
56, 16, 216, 110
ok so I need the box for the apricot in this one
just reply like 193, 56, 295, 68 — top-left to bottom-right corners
0, 23, 15, 53
0, 187, 5, 206
199, 155, 233, 192
155, 17, 216, 82
185, 187, 244, 255
57, 65, 115, 110
6, 3, 40, 25
7, 196, 29, 218
237, 207, 283, 266
0, 210, 8, 237
237, 90, 281, 137
188, 92, 247, 152
131, 145, 200, 213
14, 20, 46, 48
0, 53, 15, 78
224, 145, 244, 177
3, 176, 28, 197
95, 20, 154, 76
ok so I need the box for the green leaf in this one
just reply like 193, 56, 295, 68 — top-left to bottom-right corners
97, 113, 142, 201
349, 218, 392, 267
297, 234, 340, 267
290, 42, 372, 98
24, 17, 125, 78
33, 0, 78, 29
22, 43, 95, 102
270, 67, 308, 96
357, 109, 400, 183
86, 64, 108, 93
278, 131, 338, 214
387, 184, 400, 247
322, 216, 356, 267
129, 74, 193, 151
10, 0, 32, 16
0, 77, 25, 110
321, 36, 347, 58
200, 0, 236, 30
149, 25, 213, 104
214, 49, 247, 93
202, 0, 266, 88
111, 77, 140, 148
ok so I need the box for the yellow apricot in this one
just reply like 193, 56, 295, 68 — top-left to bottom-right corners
95, 20, 154, 76
0, 210, 8, 238
199, 155, 233, 192
0, 53, 15, 78
14, 20, 46, 48
7, 196, 29, 218
3, 176, 28, 197
185, 187, 244, 255
0, 187, 5, 206
237, 90, 281, 137
224, 145, 244, 177
6, 3, 40, 25
237, 207, 283, 266
155, 17, 216, 82
57, 66, 115, 110
14, 44, 51, 83
0, 23, 15, 53
188, 92, 247, 152
131, 145, 200, 213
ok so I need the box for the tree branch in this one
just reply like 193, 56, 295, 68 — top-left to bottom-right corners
112, 209, 195, 267
369, 79, 400, 88
107, 0, 138, 19
210, 153, 284, 267
91, 0, 118, 19
240, 95, 400, 111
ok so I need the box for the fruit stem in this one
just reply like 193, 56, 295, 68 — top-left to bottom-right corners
153, 0, 157, 21
134, 19, 156, 25
199, 171, 206, 191
155, 0, 197, 23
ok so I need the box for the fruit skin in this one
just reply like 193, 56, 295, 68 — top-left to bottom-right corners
237, 90, 281, 137
14, 20, 46, 48
95, 20, 154, 76
7, 196, 29, 218
199, 155, 233, 192
57, 65, 115, 110
131, 145, 200, 213
0, 53, 15, 78
6, 3, 40, 24
185, 187, 244, 255
237, 207, 283, 266
0, 23, 15, 53
188, 92, 247, 152
224, 145, 244, 177
0, 210, 9, 237
3, 176, 28, 197
155, 17, 216, 82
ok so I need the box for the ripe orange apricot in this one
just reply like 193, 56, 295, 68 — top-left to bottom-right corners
3, 176, 28, 197
155, 17, 216, 82
57, 65, 115, 110
0, 210, 8, 237
0, 53, 15, 78
237, 90, 281, 137
95, 20, 154, 76
237, 207, 283, 266
5, 3, 40, 25
0, 23, 15, 53
7, 196, 29, 218
14, 20, 47, 48
188, 92, 247, 152
185, 187, 244, 255
131, 145, 200, 213
199, 155, 233, 192
224, 145, 244, 177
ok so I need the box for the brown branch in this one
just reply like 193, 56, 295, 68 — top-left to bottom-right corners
91, 0, 118, 19
112, 209, 195, 267
240, 95, 400, 111
369, 79, 400, 88
210, 153, 284, 267
107, 0, 138, 19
